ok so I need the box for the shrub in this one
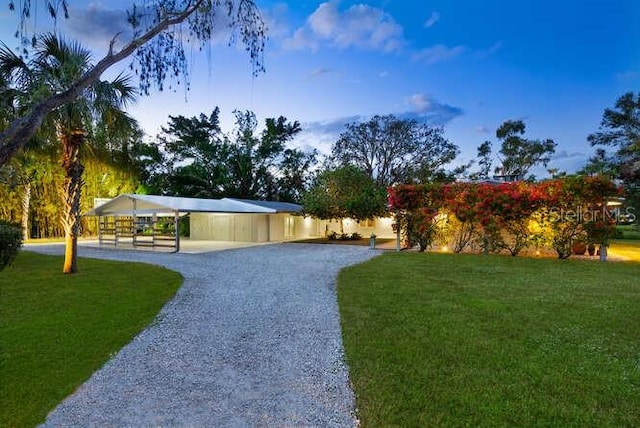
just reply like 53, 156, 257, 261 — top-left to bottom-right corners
351, 232, 362, 240
0, 220, 23, 271
327, 231, 338, 240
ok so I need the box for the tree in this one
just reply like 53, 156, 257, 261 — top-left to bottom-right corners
2, 34, 138, 273
331, 115, 459, 186
302, 166, 387, 233
157, 109, 229, 198
587, 92, 640, 201
51, 37, 138, 273
142, 109, 311, 200
0, 0, 265, 167
494, 120, 557, 180
467, 140, 493, 181
226, 110, 301, 199
276, 148, 318, 203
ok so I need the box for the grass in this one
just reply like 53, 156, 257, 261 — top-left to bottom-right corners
616, 225, 640, 240
338, 252, 640, 427
0, 251, 182, 427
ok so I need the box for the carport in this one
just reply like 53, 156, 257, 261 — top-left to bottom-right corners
84, 194, 303, 252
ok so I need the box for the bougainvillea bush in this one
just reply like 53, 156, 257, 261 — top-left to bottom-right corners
388, 176, 621, 259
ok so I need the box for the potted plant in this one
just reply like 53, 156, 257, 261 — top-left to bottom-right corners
572, 240, 587, 255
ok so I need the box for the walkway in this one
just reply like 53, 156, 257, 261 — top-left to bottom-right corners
27, 242, 381, 427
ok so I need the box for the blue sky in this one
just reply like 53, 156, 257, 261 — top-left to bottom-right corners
2, 0, 639, 176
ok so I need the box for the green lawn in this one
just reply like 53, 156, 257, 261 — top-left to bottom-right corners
616, 225, 640, 240
338, 252, 640, 427
0, 251, 182, 427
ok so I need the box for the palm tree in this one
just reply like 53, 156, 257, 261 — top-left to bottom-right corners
1, 34, 138, 273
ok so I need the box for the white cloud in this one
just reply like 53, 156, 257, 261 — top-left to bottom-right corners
475, 40, 503, 59
413, 44, 466, 65
476, 125, 491, 134
379, 70, 389, 78
63, 3, 131, 49
403, 94, 464, 125
283, 0, 405, 53
408, 94, 431, 112
423, 11, 440, 28
262, 3, 292, 40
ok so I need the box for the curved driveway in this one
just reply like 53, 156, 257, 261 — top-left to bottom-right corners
28, 243, 381, 427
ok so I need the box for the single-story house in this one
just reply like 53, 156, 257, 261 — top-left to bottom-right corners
85, 194, 394, 251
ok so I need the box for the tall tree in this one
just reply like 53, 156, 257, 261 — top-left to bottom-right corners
587, 92, 640, 200
468, 140, 493, 181
2, 34, 138, 273
226, 111, 302, 199
276, 148, 318, 203
144, 109, 310, 200
158, 109, 229, 197
0, 0, 265, 166
331, 115, 459, 186
493, 120, 557, 180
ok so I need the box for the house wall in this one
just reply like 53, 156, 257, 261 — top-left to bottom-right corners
190, 212, 319, 242
322, 217, 395, 238
189, 213, 395, 242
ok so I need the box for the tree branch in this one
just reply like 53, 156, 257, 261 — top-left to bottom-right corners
0, 0, 210, 166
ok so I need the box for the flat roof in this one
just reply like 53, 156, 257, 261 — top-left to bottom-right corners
85, 194, 302, 216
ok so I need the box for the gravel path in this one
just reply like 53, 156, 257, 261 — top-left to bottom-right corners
27, 243, 380, 427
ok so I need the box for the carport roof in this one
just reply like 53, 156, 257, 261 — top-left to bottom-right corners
84, 194, 302, 216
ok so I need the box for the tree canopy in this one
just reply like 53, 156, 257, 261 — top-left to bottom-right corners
330, 114, 460, 186
495, 120, 557, 180
139, 109, 316, 202
0, 0, 266, 166
587, 91, 640, 198
302, 166, 387, 227
468, 120, 557, 181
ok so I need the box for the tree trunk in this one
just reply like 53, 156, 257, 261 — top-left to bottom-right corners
21, 181, 31, 241
61, 131, 85, 274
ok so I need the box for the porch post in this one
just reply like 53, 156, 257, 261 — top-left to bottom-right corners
174, 211, 180, 253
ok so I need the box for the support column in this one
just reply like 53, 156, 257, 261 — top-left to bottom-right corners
174, 211, 180, 253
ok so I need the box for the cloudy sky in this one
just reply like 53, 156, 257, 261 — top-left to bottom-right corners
2, 0, 639, 176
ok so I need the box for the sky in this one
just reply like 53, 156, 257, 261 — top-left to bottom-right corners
2, 0, 639, 177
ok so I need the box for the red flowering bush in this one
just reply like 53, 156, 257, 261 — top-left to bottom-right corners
388, 175, 621, 258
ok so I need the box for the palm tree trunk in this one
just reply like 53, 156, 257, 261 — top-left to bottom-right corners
21, 181, 31, 241
61, 131, 85, 274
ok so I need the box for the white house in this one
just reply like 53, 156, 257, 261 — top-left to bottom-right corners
85, 194, 394, 252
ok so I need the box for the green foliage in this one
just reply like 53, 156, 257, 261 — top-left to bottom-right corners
587, 91, 640, 203
331, 114, 460, 186
139, 109, 316, 202
327, 231, 361, 241
338, 252, 640, 427
389, 177, 623, 258
0, 220, 22, 270
496, 119, 557, 179
468, 120, 557, 180
0, 251, 182, 427
1, 0, 265, 169
302, 165, 388, 223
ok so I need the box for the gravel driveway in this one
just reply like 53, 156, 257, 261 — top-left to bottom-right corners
27, 243, 380, 427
